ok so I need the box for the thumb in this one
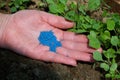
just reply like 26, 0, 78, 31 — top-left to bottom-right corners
40, 11, 74, 29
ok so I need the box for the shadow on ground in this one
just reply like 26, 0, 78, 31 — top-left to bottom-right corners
0, 48, 104, 80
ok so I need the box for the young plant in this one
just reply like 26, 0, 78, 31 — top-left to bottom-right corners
9, 0, 30, 13
93, 12, 120, 79
0, 0, 30, 13
46, 0, 120, 79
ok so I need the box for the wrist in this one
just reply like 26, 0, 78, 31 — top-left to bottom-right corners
0, 13, 11, 47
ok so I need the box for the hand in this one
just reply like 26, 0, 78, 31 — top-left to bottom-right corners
1, 10, 102, 66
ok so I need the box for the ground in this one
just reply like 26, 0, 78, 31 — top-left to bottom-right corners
0, 0, 120, 80
0, 48, 103, 80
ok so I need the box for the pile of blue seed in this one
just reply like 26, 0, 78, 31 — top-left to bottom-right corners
38, 30, 62, 52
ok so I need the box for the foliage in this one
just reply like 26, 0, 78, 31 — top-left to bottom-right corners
93, 9, 120, 80
10, 0, 30, 13
0, 0, 30, 13
88, 0, 101, 11
46, 0, 120, 79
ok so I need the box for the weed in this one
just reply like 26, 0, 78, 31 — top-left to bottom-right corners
0, 0, 30, 13
46, 0, 120, 79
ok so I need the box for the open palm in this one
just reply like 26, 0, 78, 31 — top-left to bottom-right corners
2, 10, 102, 66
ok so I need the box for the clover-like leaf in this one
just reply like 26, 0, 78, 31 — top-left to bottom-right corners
88, 0, 101, 11
100, 63, 109, 71
59, 0, 67, 5
107, 19, 115, 30
103, 48, 115, 59
93, 51, 103, 61
88, 31, 100, 49
100, 30, 110, 41
46, 0, 54, 4
105, 73, 111, 78
111, 36, 119, 46
110, 63, 118, 72
49, 3, 65, 14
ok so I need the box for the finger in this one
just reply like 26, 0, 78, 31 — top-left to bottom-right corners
38, 51, 77, 66
62, 40, 95, 53
52, 28, 64, 41
63, 31, 88, 42
39, 11, 74, 29
57, 47, 93, 62
22, 44, 77, 66
96, 48, 103, 53
52, 29, 88, 42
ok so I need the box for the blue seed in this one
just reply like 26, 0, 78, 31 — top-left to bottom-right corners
38, 30, 62, 52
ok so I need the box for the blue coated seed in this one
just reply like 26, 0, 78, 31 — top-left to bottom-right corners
38, 30, 62, 52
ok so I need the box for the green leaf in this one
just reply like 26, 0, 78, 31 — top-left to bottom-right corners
107, 19, 115, 30
10, 7, 17, 13
92, 22, 101, 30
111, 36, 119, 46
20, 6, 25, 10
88, 37, 100, 49
49, 4, 65, 14
100, 30, 110, 41
0, 2, 6, 8
70, 2, 77, 9
105, 73, 111, 78
93, 51, 103, 61
89, 31, 97, 38
79, 5, 86, 15
82, 24, 91, 29
113, 59, 116, 65
46, 0, 54, 4
88, 0, 101, 11
23, 0, 29, 2
88, 31, 101, 49
110, 63, 118, 72
65, 11, 76, 21
14, 0, 21, 5
100, 63, 109, 71
115, 74, 120, 79
103, 48, 115, 59
59, 0, 67, 5
84, 16, 91, 23
102, 10, 109, 17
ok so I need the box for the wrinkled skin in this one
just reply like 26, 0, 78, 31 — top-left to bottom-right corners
1, 10, 102, 66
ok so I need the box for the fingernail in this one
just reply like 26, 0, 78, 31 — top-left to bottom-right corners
64, 21, 74, 27
97, 48, 103, 53
69, 60, 77, 66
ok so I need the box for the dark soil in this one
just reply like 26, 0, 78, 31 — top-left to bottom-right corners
0, 48, 103, 80
0, 0, 120, 80
105, 0, 120, 13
